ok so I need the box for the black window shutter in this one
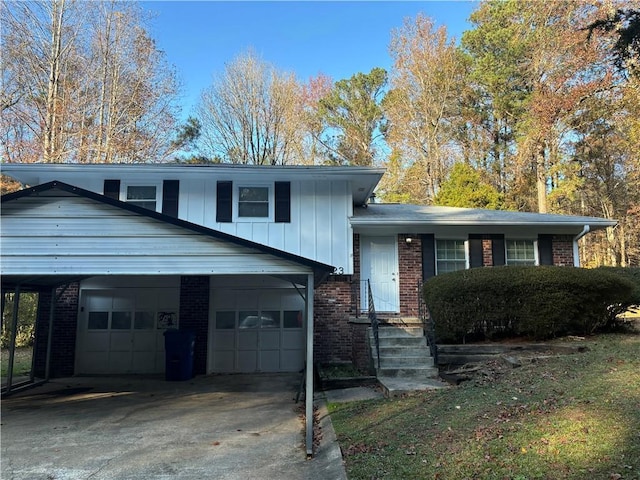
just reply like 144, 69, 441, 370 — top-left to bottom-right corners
216, 181, 233, 223
103, 179, 120, 200
274, 181, 291, 223
469, 234, 483, 268
538, 234, 553, 265
421, 234, 436, 280
162, 180, 180, 217
491, 234, 506, 266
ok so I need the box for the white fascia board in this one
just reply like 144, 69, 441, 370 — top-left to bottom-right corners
1, 163, 385, 184
350, 218, 617, 229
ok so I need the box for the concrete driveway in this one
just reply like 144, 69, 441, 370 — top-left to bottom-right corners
1, 374, 346, 480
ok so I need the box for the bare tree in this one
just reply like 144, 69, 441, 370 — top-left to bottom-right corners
1, 0, 85, 163
1, 0, 180, 164
196, 50, 304, 165
85, 1, 181, 163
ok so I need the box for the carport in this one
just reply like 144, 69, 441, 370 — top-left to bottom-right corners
1, 182, 333, 456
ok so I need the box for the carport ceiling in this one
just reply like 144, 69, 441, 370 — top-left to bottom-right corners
1, 275, 91, 292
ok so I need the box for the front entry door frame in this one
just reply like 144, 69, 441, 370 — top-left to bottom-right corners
360, 235, 400, 313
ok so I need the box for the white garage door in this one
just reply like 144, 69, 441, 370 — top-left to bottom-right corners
76, 288, 179, 374
209, 289, 305, 373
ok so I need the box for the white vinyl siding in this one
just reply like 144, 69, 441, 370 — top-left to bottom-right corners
436, 239, 467, 274
1, 194, 316, 277
506, 240, 537, 266
3, 168, 357, 274
180, 178, 352, 273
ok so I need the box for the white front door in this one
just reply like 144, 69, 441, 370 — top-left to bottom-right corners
360, 236, 400, 313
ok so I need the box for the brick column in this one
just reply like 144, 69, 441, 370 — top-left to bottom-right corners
482, 238, 493, 266
179, 276, 210, 375
314, 276, 353, 364
34, 282, 80, 378
398, 234, 422, 317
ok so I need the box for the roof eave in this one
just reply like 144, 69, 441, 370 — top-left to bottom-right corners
350, 219, 617, 229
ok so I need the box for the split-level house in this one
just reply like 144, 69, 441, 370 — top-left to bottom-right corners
1, 163, 616, 379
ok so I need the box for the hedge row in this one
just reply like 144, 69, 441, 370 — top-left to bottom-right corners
423, 266, 638, 343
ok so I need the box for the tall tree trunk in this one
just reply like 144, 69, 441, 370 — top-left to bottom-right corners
44, 0, 65, 163
619, 222, 627, 267
536, 142, 547, 213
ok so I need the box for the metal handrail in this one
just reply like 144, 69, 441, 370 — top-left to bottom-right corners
418, 280, 438, 365
367, 279, 381, 370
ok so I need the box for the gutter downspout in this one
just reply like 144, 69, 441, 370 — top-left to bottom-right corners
573, 225, 590, 267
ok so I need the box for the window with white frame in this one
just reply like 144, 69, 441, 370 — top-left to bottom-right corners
238, 186, 269, 218
125, 185, 157, 211
436, 239, 467, 274
506, 240, 536, 265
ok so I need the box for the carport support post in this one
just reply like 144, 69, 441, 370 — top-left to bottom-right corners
45, 286, 56, 380
5, 285, 21, 394
305, 273, 314, 457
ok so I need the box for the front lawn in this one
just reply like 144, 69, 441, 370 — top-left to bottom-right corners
328, 333, 640, 480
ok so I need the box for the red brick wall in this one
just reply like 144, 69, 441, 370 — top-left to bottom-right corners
552, 235, 574, 266
350, 321, 373, 374
34, 283, 80, 378
398, 234, 422, 317
179, 275, 210, 375
314, 275, 353, 364
482, 239, 493, 266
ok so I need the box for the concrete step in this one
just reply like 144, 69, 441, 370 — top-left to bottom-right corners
373, 326, 423, 338
377, 376, 449, 397
375, 336, 427, 348
378, 356, 434, 368
369, 325, 440, 387
376, 366, 440, 379
378, 346, 430, 357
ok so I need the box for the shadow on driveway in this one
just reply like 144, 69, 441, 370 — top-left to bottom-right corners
1, 374, 346, 480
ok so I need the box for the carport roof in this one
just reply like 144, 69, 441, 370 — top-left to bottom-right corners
1, 181, 334, 288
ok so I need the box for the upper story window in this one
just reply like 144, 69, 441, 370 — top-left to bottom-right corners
126, 185, 158, 211
436, 239, 467, 274
216, 181, 290, 223
238, 186, 269, 218
506, 240, 537, 266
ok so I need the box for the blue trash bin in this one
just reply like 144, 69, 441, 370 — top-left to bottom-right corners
163, 329, 195, 381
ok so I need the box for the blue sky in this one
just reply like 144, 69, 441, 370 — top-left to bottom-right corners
141, 1, 479, 120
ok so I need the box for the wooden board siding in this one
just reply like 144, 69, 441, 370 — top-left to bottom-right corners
179, 178, 352, 274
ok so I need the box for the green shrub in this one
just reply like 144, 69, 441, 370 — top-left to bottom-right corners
423, 266, 635, 342
594, 267, 640, 329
